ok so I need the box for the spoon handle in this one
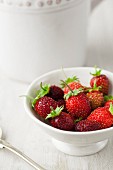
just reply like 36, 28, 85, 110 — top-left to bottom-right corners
0, 139, 45, 170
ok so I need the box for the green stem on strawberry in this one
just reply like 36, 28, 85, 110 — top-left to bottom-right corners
60, 76, 79, 88
45, 106, 64, 119
109, 103, 113, 115
74, 117, 82, 124
40, 82, 47, 91
88, 80, 102, 92
61, 80, 84, 100
64, 88, 83, 100
104, 95, 113, 101
21, 83, 50, 108
90, 65, 102, 76
61, 66, 68, 79
60, 80, 74, 93
20, 95, 34, 102
32, 83, 50, 107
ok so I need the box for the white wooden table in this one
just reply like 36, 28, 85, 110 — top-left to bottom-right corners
0, 0, 113, 170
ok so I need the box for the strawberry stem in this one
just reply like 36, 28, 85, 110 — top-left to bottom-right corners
61, 66, 68, 79
32, 83, 50, 107
74, 117, 82, 124
64, 88, 83, 100
104, 95, 113, 101
45, 106, 64, 119
19, 95, 34, 102
60, 80, 73, 93
88, 80, 102, 92
109, 103, 113, 115
40, 82, 46, 91
90, 65, 102, 76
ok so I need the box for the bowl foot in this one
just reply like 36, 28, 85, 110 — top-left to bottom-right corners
52, 138, 108, 156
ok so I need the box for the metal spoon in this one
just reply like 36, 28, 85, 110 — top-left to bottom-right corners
0, 128, 45, 170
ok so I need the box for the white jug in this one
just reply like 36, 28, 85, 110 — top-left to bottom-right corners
0, 0, 103, 83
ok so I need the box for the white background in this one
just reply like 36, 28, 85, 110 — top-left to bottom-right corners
0, 0, 113, 169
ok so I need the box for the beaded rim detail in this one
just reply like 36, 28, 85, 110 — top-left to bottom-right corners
0, 0, 82, 8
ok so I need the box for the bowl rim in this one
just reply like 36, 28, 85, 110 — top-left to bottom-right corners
24, 67, 113, 136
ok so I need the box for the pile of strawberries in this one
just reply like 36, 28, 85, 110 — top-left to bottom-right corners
30, 67, 113, 132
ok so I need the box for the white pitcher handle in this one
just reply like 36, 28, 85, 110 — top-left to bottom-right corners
91, 0, 104, 11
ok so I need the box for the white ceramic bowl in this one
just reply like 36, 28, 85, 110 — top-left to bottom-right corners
24, 67, 113, 156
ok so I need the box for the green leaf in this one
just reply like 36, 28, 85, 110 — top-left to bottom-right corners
104, 95, 113, 101
32, 83, 50, 107
45, 106, 64, 119
73, 88, 83, 95
109, 103, 113, 115
60, 76, 79, 88
74, 117, 82, 124
64, 91, 73, 100
60, 80, 73, 93
90, 65, 102, 76
64, 88, 83, 100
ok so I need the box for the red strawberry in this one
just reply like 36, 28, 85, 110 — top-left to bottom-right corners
47, 85, 64, 101
46, 106, 74, 131
105, 101, 113, 109
61, 76, 83, 94
34, 96, 57, 118
104, 95, 113, 109
75, 119, 101, 132
86, 82, 104, 110
63, 82, 83, 94
90, 66, 109, 95
87, 106, 113, 129
65, 89, 91, 119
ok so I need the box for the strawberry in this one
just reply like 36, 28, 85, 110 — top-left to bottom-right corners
90, 66, 109, 95
47, 85, 64, 101
75, 119, 101, 132
104, 95, 113, 109
61, 76, 83, 94
87, 106, 113, 129
32, 83, 64, 107
57, 99, 67, 112
65, 88, 91, 119
86, 81, 104, 110
63, 82, 83, 94
34, 96, 57, 118
105, 101, 113, 110
31, 83, 51, 107
46, 106, 74, 131
87, 91, 104, 110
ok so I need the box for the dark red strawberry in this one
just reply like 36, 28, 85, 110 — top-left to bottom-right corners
87, 106, 113, 129
65, 89, 91, 119
57, 99, 67, 112
46, 106, 74, 131
32, 83, 64, 107
34, 96, 57, 118
90, 66, 109, 95
75, 119, 101, 132
47, 85, 64, 100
